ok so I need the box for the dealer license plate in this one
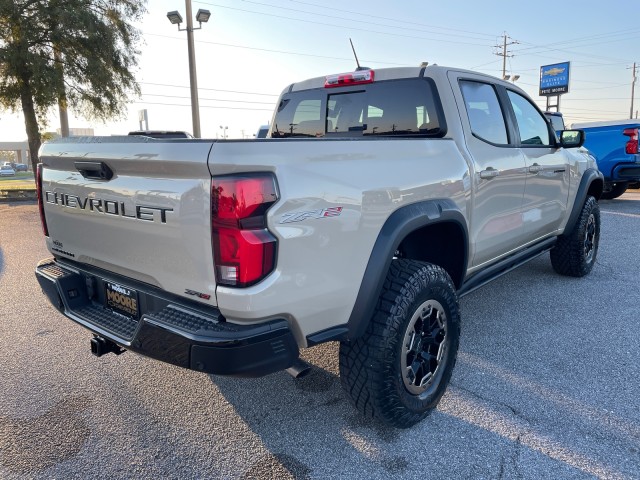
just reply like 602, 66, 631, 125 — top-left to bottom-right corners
105, 282, 139, 319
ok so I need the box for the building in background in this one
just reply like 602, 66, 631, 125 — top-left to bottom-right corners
55, 127, 95, 137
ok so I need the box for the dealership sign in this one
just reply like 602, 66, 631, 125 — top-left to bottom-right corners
539, 62, 570, 96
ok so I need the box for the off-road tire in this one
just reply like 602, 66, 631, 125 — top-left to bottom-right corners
550, 195, 600, 277
601, 182, 627, 200
339, 259, 460, 428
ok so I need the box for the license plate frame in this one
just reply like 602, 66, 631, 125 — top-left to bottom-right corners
104, 281, 139, 319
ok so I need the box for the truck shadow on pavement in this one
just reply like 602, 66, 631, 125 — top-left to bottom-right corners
210, 253, 640, 479
210, 343, 413, 480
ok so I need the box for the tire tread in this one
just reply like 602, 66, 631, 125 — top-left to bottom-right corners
339, 259, 460, 428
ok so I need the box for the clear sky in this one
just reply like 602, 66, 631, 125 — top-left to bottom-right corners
1, 0, 638, 141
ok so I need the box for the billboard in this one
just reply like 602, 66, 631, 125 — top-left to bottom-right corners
539, 62, 570, 96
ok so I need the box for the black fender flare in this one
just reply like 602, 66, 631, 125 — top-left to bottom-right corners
306, 199, 468, 346
563, 168, 604, 235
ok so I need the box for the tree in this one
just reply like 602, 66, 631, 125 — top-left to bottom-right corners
0, 1, 146, 172
0, 150, 16, 163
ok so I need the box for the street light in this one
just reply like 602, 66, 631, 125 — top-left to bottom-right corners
166, 11, 183, 24
503, 74, 520, 83
195, 9, 211, 23
219, 125, 228, 139
166, 1, 211, 138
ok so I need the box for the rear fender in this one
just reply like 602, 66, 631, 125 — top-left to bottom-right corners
306, 199, 468, 345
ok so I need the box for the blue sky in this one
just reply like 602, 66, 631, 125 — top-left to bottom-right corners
1, 0, 638, 140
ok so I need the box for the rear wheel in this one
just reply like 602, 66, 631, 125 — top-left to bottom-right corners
601, 182, 627, 200
339, 260, 460, 428
550, 195, 600, 277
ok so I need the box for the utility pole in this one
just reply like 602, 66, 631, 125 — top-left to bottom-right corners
630, 62, 637, 120
494, 33, 518, 79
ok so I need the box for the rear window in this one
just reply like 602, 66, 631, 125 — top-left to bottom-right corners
271, 78, 445, 138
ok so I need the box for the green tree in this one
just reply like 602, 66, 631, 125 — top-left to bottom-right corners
0, 1, 146, 172
0, 150, 16, 163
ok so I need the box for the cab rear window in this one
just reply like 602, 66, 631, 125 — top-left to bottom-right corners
271, 78, 446, 138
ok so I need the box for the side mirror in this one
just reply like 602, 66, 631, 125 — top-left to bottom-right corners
559, 129, 585, 148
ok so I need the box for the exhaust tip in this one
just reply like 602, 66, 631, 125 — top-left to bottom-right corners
286, 358, 312, 379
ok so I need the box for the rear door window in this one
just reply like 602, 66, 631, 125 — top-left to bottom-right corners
460, 80, 509, 145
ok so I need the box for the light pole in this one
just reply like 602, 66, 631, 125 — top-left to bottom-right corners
503, 74, 520, 83
219, 125, 228, 139
167, 2, 211, 138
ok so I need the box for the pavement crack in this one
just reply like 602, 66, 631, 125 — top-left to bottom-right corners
452, 383, 531, 425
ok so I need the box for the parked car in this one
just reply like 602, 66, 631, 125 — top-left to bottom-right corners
572, 119, 640, 199
255, 125, 270, 138
544, 111, 565, 133
128, 130, 193, 139
0, 165, 16, 176
14, 164, 28, 172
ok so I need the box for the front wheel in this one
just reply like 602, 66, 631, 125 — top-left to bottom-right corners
550, 195, 600, 277
339, 260, 460, 428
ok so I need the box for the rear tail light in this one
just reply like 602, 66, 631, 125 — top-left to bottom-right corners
624, 128, 638, 154
325, 69, 374, 88
211, 174, 278, 287
36, 163, 49, 237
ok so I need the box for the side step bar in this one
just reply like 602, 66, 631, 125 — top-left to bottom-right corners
458, 237, 557, 297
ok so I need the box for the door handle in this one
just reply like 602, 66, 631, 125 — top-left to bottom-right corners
528, 163, 542, 174
479, 168, 499, 179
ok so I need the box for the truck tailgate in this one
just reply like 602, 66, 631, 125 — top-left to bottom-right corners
39, 138, 217, 305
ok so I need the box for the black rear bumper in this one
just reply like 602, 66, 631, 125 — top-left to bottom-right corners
35, 258, 299, 378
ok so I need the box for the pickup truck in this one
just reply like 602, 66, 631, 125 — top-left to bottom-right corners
571, 119, 640, 199
35, 65, 603, 428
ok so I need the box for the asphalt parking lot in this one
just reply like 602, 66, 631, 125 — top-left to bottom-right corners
1, 193, 639, 479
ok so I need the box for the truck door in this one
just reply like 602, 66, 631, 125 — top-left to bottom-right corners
458, 79, 528, 267
506, 90, 569, 238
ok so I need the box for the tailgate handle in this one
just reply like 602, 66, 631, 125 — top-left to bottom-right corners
74, 161, 114, 181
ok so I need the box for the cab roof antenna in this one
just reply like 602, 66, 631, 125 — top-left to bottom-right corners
350, 38, 369, 71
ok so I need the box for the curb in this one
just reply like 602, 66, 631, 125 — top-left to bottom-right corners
0, 189, 37, 202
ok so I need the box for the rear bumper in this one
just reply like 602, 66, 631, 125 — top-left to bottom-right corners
35, 258, 299, 378
611, 158, 640, 182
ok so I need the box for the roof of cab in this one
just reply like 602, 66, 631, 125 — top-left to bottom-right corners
281, 65, 523, 95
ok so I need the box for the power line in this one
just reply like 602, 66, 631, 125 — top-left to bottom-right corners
143, 32, 406, 66
201, 0, 496, 41
199, 0, 637, 66
132, 101, 273, 111
189, 3, 492, 47
141, 93, 276, 105
140, 82, 279, 96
